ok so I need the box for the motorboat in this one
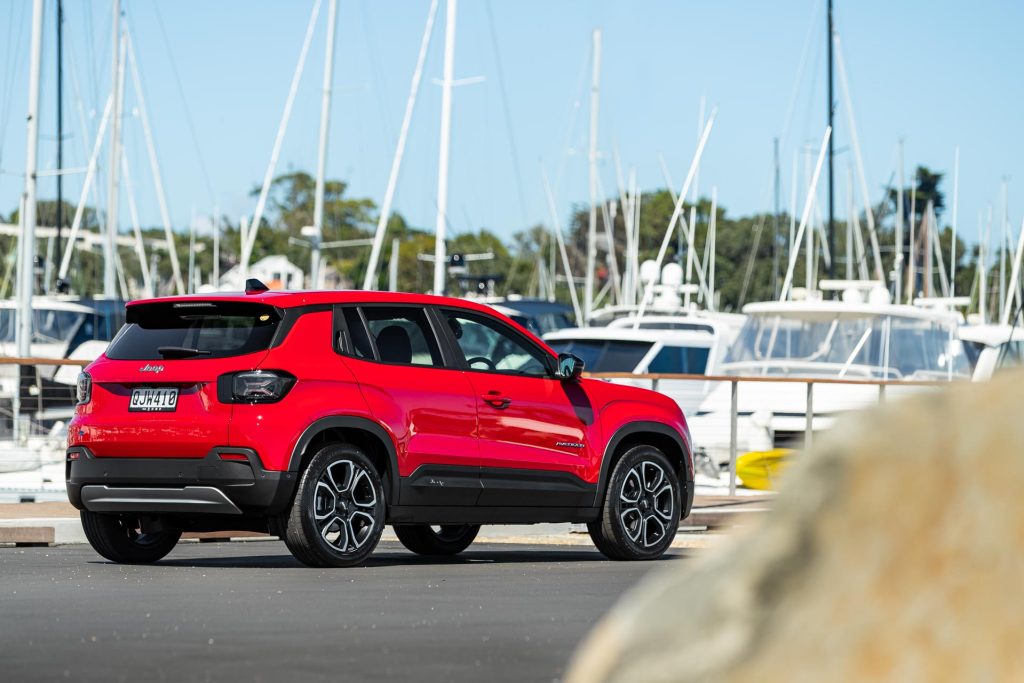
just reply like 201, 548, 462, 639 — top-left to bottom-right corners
687, 282, 971, 471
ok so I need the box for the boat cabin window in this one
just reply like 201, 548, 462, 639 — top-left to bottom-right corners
0, 308, 86, 345
646, 345, 710, 374
545, 339, 653, 372
724, 313, 971, 379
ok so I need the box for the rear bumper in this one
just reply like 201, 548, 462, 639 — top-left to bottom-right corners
80, 485, 243, 515
66, 447, 297, 516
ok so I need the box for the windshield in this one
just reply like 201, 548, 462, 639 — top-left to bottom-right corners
545, 339, 653, 372
0, 308, 86, 345
723, 313, 970, 380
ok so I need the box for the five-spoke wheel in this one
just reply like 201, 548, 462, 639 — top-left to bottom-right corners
283, 444, 385, 567
589, 445, 682, 560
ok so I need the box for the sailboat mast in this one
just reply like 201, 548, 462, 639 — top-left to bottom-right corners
312, 0, 339, 290
895, 140, 904, 303
584, 29, 601, 323
773, 137, 780, 298
55, 0, 64, 278
826, 0, 836, 281
17, 0, 45, 359
104, 1, 124, 298
433, 0, 457, 296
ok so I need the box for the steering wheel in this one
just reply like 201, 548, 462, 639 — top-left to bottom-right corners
466, 356, 497, 371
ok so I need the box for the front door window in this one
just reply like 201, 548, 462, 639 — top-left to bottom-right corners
442, 310, 549, 376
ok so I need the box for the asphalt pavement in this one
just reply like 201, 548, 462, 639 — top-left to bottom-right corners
0, 540, 692, 682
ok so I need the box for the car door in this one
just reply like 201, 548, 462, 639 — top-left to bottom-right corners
436, 307, 599, 507
336, 305, 480, 505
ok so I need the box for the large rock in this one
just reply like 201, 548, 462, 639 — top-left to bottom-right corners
567, 370, 1024, 683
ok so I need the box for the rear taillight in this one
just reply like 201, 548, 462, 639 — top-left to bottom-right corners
76, 372, 92, 405
217, 370, 295, 404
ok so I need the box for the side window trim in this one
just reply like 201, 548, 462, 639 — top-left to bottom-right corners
356, 307, 382, 361
424, 306, 465, 368
332, 304, 379, 360
332, 305, 350, 355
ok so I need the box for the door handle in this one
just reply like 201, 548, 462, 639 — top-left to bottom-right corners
482, 392, 511, 409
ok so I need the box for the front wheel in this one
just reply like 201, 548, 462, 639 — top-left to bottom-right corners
283, 444, 386, 568
80, 511, 181, 564
393, 524, 480, 556
589, 446, 681, 560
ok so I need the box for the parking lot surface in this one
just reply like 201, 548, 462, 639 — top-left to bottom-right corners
0, 540, 690, 682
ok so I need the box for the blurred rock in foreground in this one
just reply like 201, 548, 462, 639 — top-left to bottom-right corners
567, 370, 1024, 683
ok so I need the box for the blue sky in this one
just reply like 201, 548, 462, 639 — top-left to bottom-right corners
1, 0, 1022, 250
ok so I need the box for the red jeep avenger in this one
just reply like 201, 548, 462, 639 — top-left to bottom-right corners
67, 282, 692, 567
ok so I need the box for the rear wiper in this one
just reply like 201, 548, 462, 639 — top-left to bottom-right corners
157, 346, 212, 359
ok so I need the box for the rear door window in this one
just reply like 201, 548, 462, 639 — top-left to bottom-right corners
339, 306, 444, 367
106, 302, 281, 360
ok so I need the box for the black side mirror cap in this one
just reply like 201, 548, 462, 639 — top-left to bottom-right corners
557, 353, 585, 382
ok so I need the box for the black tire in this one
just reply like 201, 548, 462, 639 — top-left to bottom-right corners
80, 511, 181, 564
283, 443, 386, 568
393, 524, 480, 556
588, 445, 681, 561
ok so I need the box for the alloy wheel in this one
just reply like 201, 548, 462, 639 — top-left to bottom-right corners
313, 460, 379, 553
618, 460, 675, 548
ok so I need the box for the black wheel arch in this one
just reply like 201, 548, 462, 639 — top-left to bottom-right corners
597, 421, 692, 505
288, 416, 401, 504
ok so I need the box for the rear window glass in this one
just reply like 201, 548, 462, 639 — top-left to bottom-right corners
106, 302, 281, 360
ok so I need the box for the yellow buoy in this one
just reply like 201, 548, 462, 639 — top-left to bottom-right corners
736, 448, 793, 491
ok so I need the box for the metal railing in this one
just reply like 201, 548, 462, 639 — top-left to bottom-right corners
1, 356, 91, 444
0, 357, 963, 497
586, 371, 959, 495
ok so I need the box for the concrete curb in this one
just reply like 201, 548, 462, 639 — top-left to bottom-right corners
0, 519, 723, 550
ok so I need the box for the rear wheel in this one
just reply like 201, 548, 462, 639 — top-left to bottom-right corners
393, 524, 480, 556
589, 446, 681, 561
283, 444, 386, 568
80, 511, 181, 564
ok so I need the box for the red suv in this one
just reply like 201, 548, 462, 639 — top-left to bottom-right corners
67, 282, 693, 567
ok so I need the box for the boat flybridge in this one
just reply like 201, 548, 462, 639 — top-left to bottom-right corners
687, 280, 971, 470
543, 261, 745, 416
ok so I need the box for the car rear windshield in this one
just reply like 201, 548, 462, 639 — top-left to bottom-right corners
106, 301, 281, 360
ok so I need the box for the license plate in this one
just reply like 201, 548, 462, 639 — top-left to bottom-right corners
129, 387, 179, 412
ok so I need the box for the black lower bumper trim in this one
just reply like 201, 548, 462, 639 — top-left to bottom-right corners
66, 447, 297, 516
387, 505, 599, 525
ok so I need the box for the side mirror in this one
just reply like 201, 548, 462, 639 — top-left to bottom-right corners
557, 353, 585, 382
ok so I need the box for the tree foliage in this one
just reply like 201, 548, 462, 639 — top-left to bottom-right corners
5, 163, 1000, 317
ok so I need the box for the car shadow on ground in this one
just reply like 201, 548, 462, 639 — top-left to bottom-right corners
114, 543, 690, 570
